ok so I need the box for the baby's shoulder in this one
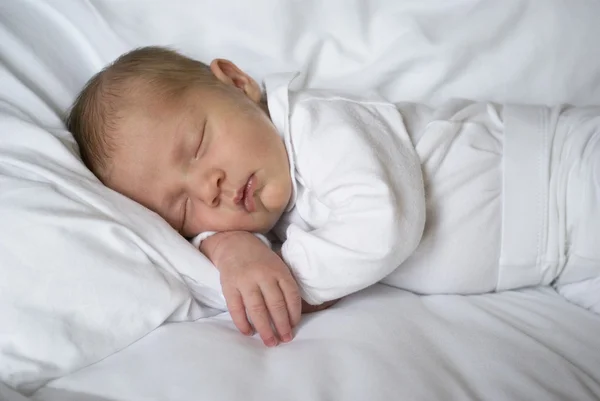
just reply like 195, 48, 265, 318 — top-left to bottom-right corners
288, 88, 404, 153
288, 89, 411, 188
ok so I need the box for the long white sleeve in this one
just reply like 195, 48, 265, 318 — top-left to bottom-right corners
190, 232, 271, 249
278, 92, 426, 304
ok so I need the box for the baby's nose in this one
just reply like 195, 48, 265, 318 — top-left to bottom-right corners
205, 189, 219, 207
200, 169, 224, 207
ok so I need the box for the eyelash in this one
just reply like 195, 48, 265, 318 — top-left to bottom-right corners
193, 141, 201, 160
194, 122, 206, 160
182, 121, 206, 231
180, 198, 190, 233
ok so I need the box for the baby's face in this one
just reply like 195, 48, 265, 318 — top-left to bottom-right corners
106, 85, 292, 237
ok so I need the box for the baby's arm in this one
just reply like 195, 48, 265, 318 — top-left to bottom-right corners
198, 231, 338, 345
199, 231, 301, 346
281, 99, 426, 305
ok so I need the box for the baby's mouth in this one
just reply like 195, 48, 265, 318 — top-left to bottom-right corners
234, 174, 257, 212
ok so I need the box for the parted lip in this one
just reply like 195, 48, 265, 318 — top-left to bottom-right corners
232, 174, 255, 211
233, 182, 246, 206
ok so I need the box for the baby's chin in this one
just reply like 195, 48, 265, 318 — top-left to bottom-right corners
235, 218, 278, 235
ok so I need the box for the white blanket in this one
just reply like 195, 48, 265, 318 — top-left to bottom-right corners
385, 102, 600, 314
2, 0, 600, 396
32, 286, 600, 401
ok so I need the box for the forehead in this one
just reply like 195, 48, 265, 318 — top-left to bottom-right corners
103, 84, 243, 196
114, 84, 214, 151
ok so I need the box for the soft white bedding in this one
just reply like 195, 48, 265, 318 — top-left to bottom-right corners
1, 0, 600, 399
32, 286, 600, 401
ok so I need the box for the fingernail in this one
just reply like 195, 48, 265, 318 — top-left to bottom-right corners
265, 337, 278, 347
282, 333, 293, 343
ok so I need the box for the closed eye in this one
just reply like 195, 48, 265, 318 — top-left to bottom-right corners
193, 120, 207, 160
179, 197, 190, 233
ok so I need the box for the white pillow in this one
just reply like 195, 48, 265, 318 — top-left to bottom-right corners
0, 105, 228, 394
0, 102, 230, 390
0, 5, 226, 391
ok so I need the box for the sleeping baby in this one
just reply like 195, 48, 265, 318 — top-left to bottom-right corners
67, 47, 600, 347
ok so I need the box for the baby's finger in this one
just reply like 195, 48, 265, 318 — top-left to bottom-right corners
278, 277, 302, 328
243, 286, 278, 347
261, 281, 293, 343
223, 286, 253, 336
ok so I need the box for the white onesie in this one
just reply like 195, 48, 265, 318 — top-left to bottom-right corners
196, 73, 600, 311
266, 73, 426, 305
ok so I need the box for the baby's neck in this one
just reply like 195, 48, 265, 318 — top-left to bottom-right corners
259, 97, 271, 119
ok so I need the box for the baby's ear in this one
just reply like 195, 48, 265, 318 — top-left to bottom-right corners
210, 59, 262, 103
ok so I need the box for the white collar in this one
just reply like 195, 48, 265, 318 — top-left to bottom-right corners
264, 72, 300, 211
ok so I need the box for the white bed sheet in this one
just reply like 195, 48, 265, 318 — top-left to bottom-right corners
2, 0, 600, 399
33, 285, 600, 401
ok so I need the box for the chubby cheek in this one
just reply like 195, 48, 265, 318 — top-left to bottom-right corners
262, 180, 292, 213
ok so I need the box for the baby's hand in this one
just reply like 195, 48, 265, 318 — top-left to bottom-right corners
200, 231, 302, 347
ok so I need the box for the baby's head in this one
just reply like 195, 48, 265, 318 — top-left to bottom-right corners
67, 47, 292, 236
